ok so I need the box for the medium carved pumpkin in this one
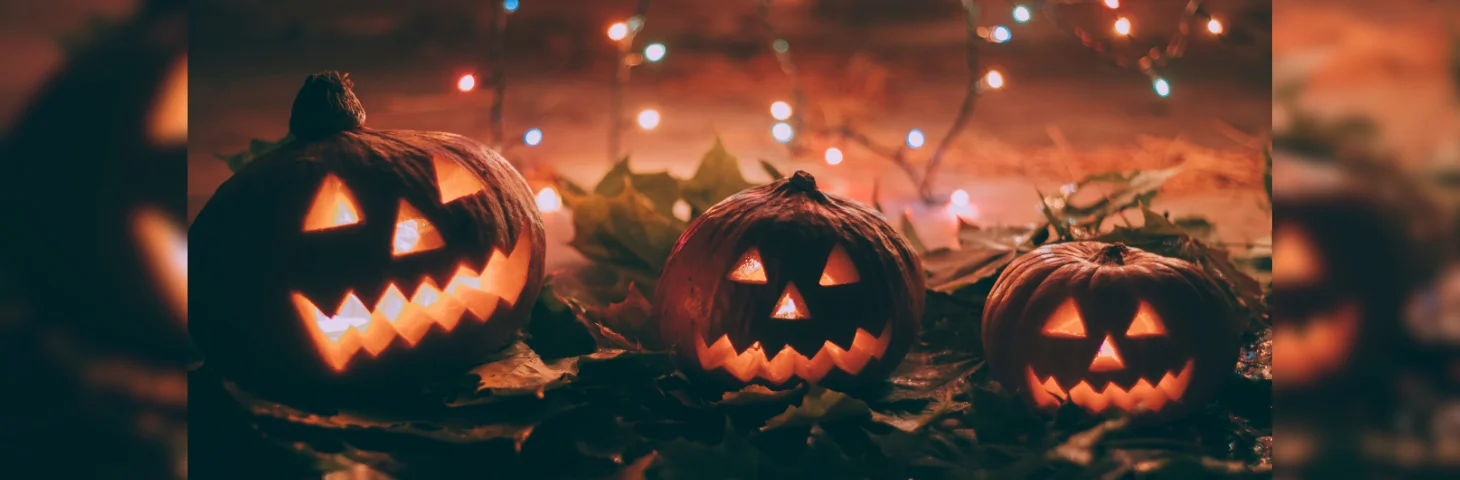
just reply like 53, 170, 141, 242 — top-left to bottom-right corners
654, 171, 923, 391
983, 242, 1241, 422
189, 72, 545, 410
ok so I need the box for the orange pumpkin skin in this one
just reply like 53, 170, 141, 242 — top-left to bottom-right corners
189, 73, 545, 411
982, 242, 1241, 423
654, 172, 923, 392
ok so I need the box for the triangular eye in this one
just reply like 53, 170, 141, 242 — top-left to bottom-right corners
1125, 301, 1166, 337
727, 248, 767, 284
819, 244, 860, 286
1042, 299, 1086, 338
303, 173, 362, 231
393, 200, 445, 256
433, 156, 486, 204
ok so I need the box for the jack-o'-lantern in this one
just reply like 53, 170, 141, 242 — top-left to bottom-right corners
1271, 149, 1439, 396
654, 171, 923, 392
0, 1, 188, 477
189, 72, 546, 410
983, 242, 1241, 422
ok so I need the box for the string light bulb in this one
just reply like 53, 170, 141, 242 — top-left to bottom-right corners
1104, 0, 1119, 8
637, 109, 660, 130
906, 129, 925, 149
772, 122, 794, 143
1153, 78, 1171, 97
824, 147, 843, 165
1207, 18, 1223, 34
457, 74, 476, 92
1013, 5, 1031, 23
644, 43, 666, 62
524, 128, 543, 146
536, 187, 562, 213
1114, 17, 1131, 36
770, 101, 792, 120
984, 70, 1005, 89
607, 22, 629, 41
991, 26, 1011, 43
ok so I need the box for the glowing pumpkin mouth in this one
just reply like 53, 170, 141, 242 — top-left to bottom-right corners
1025, 359, 1194, 414
694, 321, 895, 385
290, 235, 532, 371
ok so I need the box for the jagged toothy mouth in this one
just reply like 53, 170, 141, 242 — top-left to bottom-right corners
1025, 359, 1194, 414
290, 237, 531, 371
694, 321, 895, 385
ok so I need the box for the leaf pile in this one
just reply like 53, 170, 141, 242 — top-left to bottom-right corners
196, 139, 1272, 479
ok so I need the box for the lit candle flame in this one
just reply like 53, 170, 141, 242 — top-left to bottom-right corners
536, 187, 562, 213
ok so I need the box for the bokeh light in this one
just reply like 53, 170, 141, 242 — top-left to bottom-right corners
1114, 17, 1132, 36
504, 0, 519, 13
1104, 0, 1119, 8
536, 187, 561, 213
825, 147, 844, 165
637, 109, 660, 130
770, 101, 792, 120
985, 70, 1005, 89
457, 74, 476, 92
1207, 19, 1223, 35
1153, 78, 1171, 97
524, 128, 543, 146
991, 26, 1012, 43
906, 129, 926, 149
772, 122, 794, 143
645, 43, 666, 62
1013, 6, 1031, 23
608, 22, 629, 41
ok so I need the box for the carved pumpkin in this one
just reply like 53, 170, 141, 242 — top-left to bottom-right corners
189, 72, 545, 409
983, 242, 1241, 422
654, 171, 923, 391
1271, 150, 1440, 395
0, 1, 188, 477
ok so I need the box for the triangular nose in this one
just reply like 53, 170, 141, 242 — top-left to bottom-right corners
771, 282, 810, 320
1088, 334, 1125, 372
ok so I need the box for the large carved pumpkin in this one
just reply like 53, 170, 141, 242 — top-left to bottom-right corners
0, 0, 187, 477
983, 242, 1241, 422
654, 171, 923, 392
189, 72, 545, 410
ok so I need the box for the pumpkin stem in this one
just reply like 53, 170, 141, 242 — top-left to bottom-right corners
1092, 243, 1130, 265
289, 71, 367, 141
788, 171, 819, 192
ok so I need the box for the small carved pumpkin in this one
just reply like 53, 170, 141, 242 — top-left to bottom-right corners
983, 242, 1241, 422
1271, 150, 1439, 395
654, 171, 923, 391
189, 72, 545, 409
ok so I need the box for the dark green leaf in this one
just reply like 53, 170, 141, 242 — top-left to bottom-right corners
563, 179, 686, 275
595, 157, 682, 219
680, 138, 754, 217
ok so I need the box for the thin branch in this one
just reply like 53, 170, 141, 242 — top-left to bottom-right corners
917, 0, 984, 203
488, 0, 508, 148
1037, 0, 1206, 81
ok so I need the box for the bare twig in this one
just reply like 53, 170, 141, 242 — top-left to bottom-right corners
608, 0, 654, 161
917, 0, 984, 203
1037, 0, 1206, 83
488, 0, 508, 148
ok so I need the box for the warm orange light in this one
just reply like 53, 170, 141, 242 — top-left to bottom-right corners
770, 101, 792, 120
695, 321, 895, 384
1103, 0, 1119, 8
824, 147, 843, 165
392, 200, 446, 256
728, 248, 768, 284
1027, 359, 1194, 414
1125, 301, 1167, 337
536, 187, 562, 213
294, 232, 535, 371
771, 282, 810, 320
149, 55, 188, 145
457, 74, 476, 92
133, 206, 188, 324
433, 156, 486, 204
1206, 18, 1223, 34
1273, 224, 1323, 287
1272, 302, 1360, 388
637, 109, 661, 130
819, 244, 860, 286
303, 173, 361, 231
984, 70, 1004, 89
607, 22, 629, 41
1114, 17, 1132, 36
1088, 335, 1125, 372
1042, 299, 1086, 337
